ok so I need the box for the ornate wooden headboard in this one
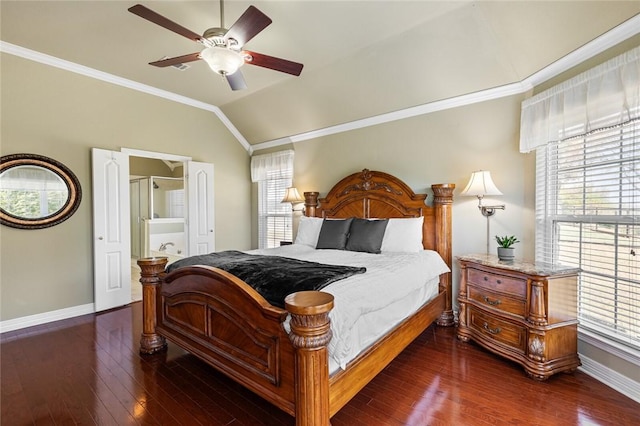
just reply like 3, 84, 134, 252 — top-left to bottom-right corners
303, 169, 455, 325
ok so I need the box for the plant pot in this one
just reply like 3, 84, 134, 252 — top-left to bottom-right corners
497, 247, 515, 262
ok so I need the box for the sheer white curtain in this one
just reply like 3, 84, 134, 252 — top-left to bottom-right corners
251, 150, 295, 248
520, 45, 640, 153
251, 150, 295, 183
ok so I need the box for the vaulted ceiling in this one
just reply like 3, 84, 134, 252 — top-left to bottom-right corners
2, 1, 639, 150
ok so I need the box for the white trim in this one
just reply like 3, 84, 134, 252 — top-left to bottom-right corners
0, 303, 95, 334
121, 148, 192, 162
252, 82, 529, 151
252, 13, 640, 151
579, 354, 640, 404
579, 328, 640, 367
523, 13, 640, 88
2, 13, 639, 152
0, 41, 252, 153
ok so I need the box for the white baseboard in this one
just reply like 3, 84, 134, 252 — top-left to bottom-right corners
579, 354, 640, 404
0, 303, 95, 333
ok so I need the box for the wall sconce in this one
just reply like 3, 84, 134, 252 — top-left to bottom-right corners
461, 171, 505, 253
460, 170, 505, 216
281, 187, 305, 212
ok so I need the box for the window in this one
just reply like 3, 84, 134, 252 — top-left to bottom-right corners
522, 46, 639, 351
251, 150, 294, 249
535, 120, 639, 349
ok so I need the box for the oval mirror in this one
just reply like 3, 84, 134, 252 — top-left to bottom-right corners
0, 153, 82, 229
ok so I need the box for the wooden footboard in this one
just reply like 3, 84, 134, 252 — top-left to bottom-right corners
138, 257, 335, 423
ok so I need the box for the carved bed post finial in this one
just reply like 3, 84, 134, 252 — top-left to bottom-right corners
432, 183, 455, 326
304, 192, 319, 217
138, 257, 168, 354
285, 291, 334, 426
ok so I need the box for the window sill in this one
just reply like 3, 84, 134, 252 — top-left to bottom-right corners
578, 326, 640, 368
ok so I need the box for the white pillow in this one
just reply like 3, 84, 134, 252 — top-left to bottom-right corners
380, 217, 424, 253
294, 216, 323, 247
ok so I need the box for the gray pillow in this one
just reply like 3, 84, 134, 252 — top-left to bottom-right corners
346, 218, 389, 254
316, 218, 353, 250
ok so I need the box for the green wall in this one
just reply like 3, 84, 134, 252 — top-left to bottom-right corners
0, 53, 252, 321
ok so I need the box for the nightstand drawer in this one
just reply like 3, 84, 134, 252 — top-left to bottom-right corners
468, 307, 526, 352
468, 268, 526, 298
468, 286, 526, 317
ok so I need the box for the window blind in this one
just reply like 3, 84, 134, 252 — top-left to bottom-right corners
258, 174, 292, 248
529, 46, 640, 351
251, 151, 294, 249
536, 117, 639, 349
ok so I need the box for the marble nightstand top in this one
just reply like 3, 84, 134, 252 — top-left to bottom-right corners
456, 254, 581, 277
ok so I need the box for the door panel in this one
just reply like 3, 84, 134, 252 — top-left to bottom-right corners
92, 148, 131, 311
187, 161, 215, 255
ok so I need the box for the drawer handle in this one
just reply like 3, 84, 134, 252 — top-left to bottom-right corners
497, 279, 502, 284
483, 322, 502, 335
482, 296, 502, 306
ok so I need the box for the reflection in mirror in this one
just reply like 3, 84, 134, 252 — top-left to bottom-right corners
152, 177, 184, 219
0, 153, 82, 229
0, 165, 69, 218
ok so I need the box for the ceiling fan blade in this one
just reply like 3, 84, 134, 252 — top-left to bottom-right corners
225, 6, 272, 47
244, 51, 303, 76
128, 4, 203, 43
149, 53, 202, 67
226, 70, 248, 91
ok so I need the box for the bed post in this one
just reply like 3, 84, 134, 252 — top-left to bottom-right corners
432, 183, 455, 326
285, 291, 335, 426
138, 257, 168, 354
304, 192, 319, 217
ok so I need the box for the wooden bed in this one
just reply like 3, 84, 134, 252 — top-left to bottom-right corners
138, 169, 454, 425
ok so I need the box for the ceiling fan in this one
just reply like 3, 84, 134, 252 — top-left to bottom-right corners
128, 2, 304, 91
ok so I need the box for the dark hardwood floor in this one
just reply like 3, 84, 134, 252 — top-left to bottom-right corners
2, 302, 639, 425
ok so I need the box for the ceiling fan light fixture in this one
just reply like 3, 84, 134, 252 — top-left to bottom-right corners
201, 46, 244, 75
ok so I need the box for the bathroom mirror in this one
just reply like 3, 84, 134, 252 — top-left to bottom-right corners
0, 153, 82, 229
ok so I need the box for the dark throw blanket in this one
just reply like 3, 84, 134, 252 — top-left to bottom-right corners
166, 251, 366, 308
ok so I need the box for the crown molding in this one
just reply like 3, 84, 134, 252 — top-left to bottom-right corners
3, 12, 639, 155
252, 13, 640, 152
252, 81, 530, 152
0, 41, 252, 154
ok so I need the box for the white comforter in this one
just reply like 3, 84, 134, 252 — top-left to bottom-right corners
247, 244, 450, 372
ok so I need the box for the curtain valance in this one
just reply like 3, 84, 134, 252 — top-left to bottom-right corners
520, 45, 640, 153
250, 149, 294, 182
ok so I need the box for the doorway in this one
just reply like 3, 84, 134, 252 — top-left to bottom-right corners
92, 147, 215, 312
129, 158, 186, 302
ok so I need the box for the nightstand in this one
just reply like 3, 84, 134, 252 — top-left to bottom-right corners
456, 254, 581, 380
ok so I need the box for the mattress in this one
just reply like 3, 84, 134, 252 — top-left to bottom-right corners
247, 244, 450, 373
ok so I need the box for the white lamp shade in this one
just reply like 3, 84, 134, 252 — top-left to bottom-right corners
201, 46, 244, 75
460, 171, 503, 197
281, 187, 304, 203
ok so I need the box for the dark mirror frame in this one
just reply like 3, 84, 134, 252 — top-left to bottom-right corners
0, 153, 82, 229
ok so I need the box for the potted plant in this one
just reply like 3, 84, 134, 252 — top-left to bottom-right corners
495, 235, 519, 261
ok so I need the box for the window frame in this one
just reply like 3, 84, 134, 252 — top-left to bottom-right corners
535, 119, 639, 357
257, 176, 293, 249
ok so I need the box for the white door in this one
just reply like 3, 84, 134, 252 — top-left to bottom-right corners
92, 148, 131, 311
186, 161, 215, 255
